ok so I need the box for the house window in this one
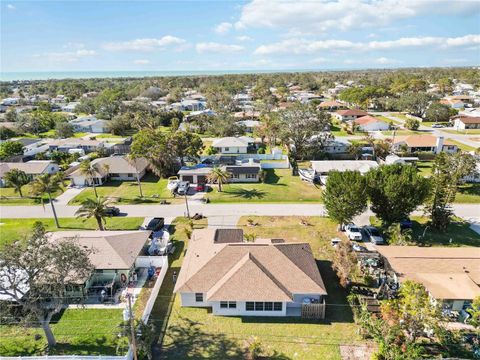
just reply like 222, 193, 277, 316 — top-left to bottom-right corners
233, 173, 239, 179
220, 301, 228, 308
274, 302, 282, 311
228, 301, 236, 309
255, 302, 264, 311
264, 302, 273, 311
127, 173, 133, 177
224, 147, 229, 151
246, 174, 257, 179
246, 302, 254, 311
195, 293, 203, 302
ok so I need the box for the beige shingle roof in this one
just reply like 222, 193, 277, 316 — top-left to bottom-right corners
174, 229, 327, 301
48, 230, 151, 270
377, 246, 480, 300
394, 135, 454, 147
69, 156, 148, 178
0, 161, 55, 177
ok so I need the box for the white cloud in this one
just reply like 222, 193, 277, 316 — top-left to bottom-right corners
62, 42, 85, 50
196, 42, 244, 54
235, 0, 479, 33
103, 36, 186, 51
134, 59, 150, 65
375, 57, 399, 65
254, 34, 480, 55
214, 22, 233, 34
33, 49, 96, 63
309, 57, 330, 64
236, 35, 253, 42
6, 3, 15, 10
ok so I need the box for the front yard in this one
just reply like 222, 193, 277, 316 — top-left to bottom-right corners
0, 217, 145, 246
159, 216, 363, 359
0, 185, 64, 205
206, 169, 323, 203
69, 173, 182, 205
0, 309, 124, 356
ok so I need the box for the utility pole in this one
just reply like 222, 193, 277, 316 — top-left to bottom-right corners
184, 193, 190, 218
127, 294, 138, 360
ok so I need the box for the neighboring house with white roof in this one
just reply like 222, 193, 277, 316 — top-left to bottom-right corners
353, 115, 390, 131
15, 138, 49, 157
310, 160, 378, 176
0, 160, 59, 187
47, 138, 105, 153
392, 135, 457, 154
323, 138, 351, 154
61, 102, 80, 113
174, 228, 327, 317
212, 137, 253, 154
236, 120, 261, 133
69, 156, 149, 186
69, 116, 109, 133
178, 160, 262, 184
170, 99, 206, 112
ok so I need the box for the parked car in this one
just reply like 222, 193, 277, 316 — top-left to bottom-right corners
364, 226, 385, 245
345, 224, 363, 241
431, 123, 444, 128
176, 181, 190, 195
400, 218, 413, 229
105, 206, 120, 216
195, 183, 206, 192
146, 217, 165, 231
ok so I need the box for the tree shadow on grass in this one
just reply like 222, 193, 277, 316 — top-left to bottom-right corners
458, 184, 480, 196
159, 316, 246, 360
222, 188, 267, 199
51, 336, 117, 356
264, 169, 280, 184
411, 220, 480, 247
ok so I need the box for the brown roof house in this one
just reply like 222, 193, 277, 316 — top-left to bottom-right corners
334, 109, 369, 122
174, 229, 327, 317
377, 246, 480, 312
393, 135, 457, 154
453, 116, 480, 130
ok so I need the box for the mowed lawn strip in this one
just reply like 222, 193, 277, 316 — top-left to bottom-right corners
69, 173, 182, 205
0, 184, 64, 205
456, 184, 480, 203
0, 217, 145, 247
159, 216, 362, 360
207, 169, 323, 203
0, 309, 124, 356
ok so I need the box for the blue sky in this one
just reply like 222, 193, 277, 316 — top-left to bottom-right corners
1, 0, 480, 72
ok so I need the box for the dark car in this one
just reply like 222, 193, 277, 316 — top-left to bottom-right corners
400, 218, 413, 229
145, 217, 165, 231
105, 206, 120, 216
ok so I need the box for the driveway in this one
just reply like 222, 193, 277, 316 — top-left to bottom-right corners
54, 187, 85, 205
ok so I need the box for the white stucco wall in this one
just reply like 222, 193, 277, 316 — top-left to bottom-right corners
212, 301, 287, 317
216, 146, 248, 154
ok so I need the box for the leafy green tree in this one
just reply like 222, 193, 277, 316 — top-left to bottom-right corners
428, 152, 477, 230
0, 141, 23, 160
424, 102, 457, 123
0, 223, 93, 348
108, 113, 134, 135
94, 88, 123, 119
404, 117, 420, 130
55, 121, 74, 138
0, 126, 16, 140
30, 173, 64, 228
3, 169, 30, 197
206, 167, 231, 192
437, 78, 453, 94
366, 164, 430, 225
323, 170, 368, 227
467, 296, 480, 329
75, 196, 111, 230
169, 131, 204, 166
394, 93, 432, 117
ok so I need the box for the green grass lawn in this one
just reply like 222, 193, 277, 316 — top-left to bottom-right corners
0, 185, 64, 205
381, 130, 423, 136
443, 129, 480, 135
69, 173, 182, 205
206, 169, 323, 203
93, 133, 125, 139
0, 309, 125, 356
447, 139, 478, 152
0, 217, 145, 247
388, 113, 409, 121
416, 160, 434, 177
375, 115, 402, 125
160, 216, 361, 359
370, 216, 480, 247
456, 183, 480, 203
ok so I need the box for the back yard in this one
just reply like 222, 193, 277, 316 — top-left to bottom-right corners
159, 216, 363, 360
69, 173, 182, 205
206, 169, 323, 203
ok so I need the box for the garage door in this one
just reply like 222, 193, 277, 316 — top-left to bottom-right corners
197, 176, 206, 184
182, 176, 194, 182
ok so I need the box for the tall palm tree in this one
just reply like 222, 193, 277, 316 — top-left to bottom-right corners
206, 167, 231, 192
75, 197, 110, 230
3, 169, 30, 197
30, 173, 64, 228
127, 155, 143, 197
79, 160, 99, 198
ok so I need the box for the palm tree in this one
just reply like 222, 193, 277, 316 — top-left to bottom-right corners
348, 143, 364, 160
79, 160, 99, 198
127, 155, 143, 197
30, 173, 64, 228
206, 167, 231, 192
3, 169, 30, 197
75, 197, 110, 230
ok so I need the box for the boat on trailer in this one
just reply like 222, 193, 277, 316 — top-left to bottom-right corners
167, 176, 180, 191
298, 168, 319, 183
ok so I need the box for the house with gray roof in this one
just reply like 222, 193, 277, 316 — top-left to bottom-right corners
0, 160, 59, 187
212, 136, 254, 154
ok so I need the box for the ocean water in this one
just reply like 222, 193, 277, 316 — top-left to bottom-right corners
0, 69, 320, 81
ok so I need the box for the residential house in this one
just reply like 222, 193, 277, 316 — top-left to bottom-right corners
70, 116, 109, 133
462, 161, 480, 183
47, 138, 105, 153
15, 138, 49, 158
440, 98, 465, 109
212, 136, 254, 154
323, 138, 351, 154
377, 246, 480, 313
234, 110, 261, 119
392, 135, 457, 154
0, 160, 59, 187
353, 115, 390, 132
236, 120, 261, 133
317, 100, 345, 111
174, 228, 327, 317
453, 116, 480, 130
1, 97, 20, 106
69, 156, 149, 186
177, 159, 261, 184
310, 160, 378, 177
61, 102, 80, 113
170, 99, 206, 112
334, 109, 369, 122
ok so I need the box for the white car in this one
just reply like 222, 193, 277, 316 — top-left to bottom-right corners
345, 224, 363, 241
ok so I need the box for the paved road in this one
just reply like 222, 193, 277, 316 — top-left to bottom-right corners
1, 202, 478, 222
